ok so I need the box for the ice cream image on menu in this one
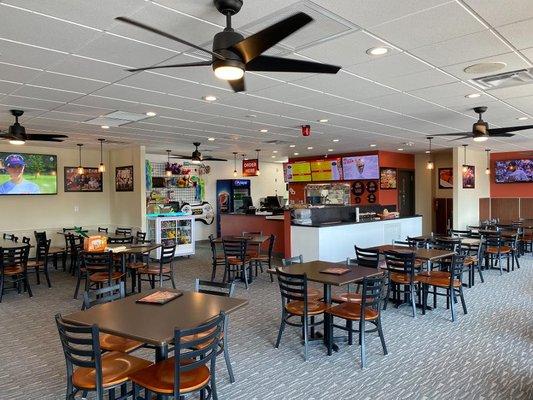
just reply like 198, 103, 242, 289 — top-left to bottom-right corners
331, 161, 341, 180
356, 158, 365, 175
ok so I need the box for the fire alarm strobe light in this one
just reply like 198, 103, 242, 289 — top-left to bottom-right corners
301, 125, 311, 136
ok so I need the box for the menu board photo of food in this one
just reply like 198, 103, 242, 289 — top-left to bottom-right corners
342, 155, 379, 180
380, 168, 397, 189
285, 162, 312, 182
438, 168, 453, 189
310, 158, 343, 181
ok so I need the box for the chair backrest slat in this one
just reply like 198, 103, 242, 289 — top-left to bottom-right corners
355, 245, 380, 268
82, 282, 125, 310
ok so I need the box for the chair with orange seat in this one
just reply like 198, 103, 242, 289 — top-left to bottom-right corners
209, 234, 226, 281
383, 250, 419, 317
483, 234, 512, 275
26, 238, 52, 287
281, 255, 323, 300
130, 312, 225, 400
137, 244, 177, 291
0, 245, 31, 302
222, 237, 252, 289
55, 313, 152, 400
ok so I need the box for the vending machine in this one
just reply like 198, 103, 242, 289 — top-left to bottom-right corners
216, 179, 251, 235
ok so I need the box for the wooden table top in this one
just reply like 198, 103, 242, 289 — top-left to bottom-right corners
63, 289, 248, 346
411, 235, 481, 246
280, 261, 382, 286
57, 230, 132, 240
107, 243, 161, 255
214, 235, 269, 245
0, 239, 30, 249
369, 245, 456, 261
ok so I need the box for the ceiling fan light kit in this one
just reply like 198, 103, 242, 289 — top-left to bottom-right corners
1, 110, 68, 144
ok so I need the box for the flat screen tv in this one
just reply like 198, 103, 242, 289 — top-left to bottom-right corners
342, 155, 379, 180
494, 159, 533, 183
0, 152, 57, 195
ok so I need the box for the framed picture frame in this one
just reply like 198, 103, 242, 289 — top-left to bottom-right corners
64, 167, 103, 192
379, 168, 397, 189
438, 168, 453, 189
115, 165, 134, 192
462, 165, 475, 189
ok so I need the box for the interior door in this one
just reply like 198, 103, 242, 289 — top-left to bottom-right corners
397, 170, 415, 217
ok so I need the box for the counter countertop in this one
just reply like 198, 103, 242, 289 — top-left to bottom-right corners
225, 212, 285, 217
292, 215, 422, 228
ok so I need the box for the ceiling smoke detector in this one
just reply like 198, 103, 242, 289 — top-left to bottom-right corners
464, 62, 507, 74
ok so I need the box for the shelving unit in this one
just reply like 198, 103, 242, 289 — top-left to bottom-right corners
147, 215, 195, 258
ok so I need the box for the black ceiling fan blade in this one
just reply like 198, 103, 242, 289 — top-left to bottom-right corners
170, 155, 194, 159
434, 132, 471, 137
203, 157, 228, 162
26, 133, 68, 139
115, 17, 225, 60
228, 77, 245, 92
127, 61, 212, 72
489, 132, 515, 137
231, 12, 313, 64
449, 136, 470, 141
26, 137, 65, 142
246, 55, 341, 74
489, 124, 533, 135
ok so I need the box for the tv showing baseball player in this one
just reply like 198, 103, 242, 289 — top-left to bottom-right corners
0, 152, 57, 195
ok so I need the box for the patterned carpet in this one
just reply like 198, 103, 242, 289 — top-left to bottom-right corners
0, 244, 531, 400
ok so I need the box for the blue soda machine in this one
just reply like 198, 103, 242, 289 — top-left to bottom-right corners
216, 179, 251, 235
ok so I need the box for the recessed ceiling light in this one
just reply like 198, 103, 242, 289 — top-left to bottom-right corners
273, 150, 278, 153
245, 114, 257, 118
318, 118, 329, 123
307, 146, 313, 150
259, 129, 268, 133
369, 144, 377, 147
464, 62, 507, 74
425, 150, 431, 154
101, 125, 109, 129
397, 148, 404, 151
517, 116, 528, 121
203, 95, 217, 101
146, 111, 157, 117
328, 148, 333, 152
207, 137, 215, 141
271, 155, 276, 158
366, 46, 389, 56
293, 152, 299, 156
289, 144, 296, 148
465, 93, 481, 99
332, 139, 339, 142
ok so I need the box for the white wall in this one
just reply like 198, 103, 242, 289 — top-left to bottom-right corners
414, 153, 432, 235
453, 147, 490, 229
145, 154, 287, 240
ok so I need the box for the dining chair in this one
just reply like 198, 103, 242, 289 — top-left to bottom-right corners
55, 313, 152, 400
0, 245, 31, 302
82, 282, 144, 353
71, 235, 88, 299
3, 233, 18, 242
34, 231, 67, 272
127, 238, 152, 293
82, 251, 124, 293
462, 240, 484, 287
326, 273, 388, 368
137, 244, 177, 291
208, 234, 225, 281
108, 236, 134, 245
274, 268, 327, 361
222, 238, 251, 290
250, 233, 275, 277
130, 313, 224, 400
383, 250, 419, 317
418, 253, 468, 322
280, 255, 323, 299
188, 279, 236, 383
483, 235, 511, 275
135, 231, 146, 243
115, 227, 132, 235
448, 229, 472, 237
26, 238, 52, 287
97, 227, 108, 233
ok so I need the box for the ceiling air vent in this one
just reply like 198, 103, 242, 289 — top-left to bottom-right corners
83, 111, 151, 127
263, 139, 290, 145
470, 68, 533, 90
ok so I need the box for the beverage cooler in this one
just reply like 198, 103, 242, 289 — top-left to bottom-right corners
216, 179, 251, 235
147, 214, 195, 259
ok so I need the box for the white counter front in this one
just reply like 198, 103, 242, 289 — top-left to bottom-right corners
291, 216, 422, 262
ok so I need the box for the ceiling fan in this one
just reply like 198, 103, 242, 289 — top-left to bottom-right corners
116, 0, 341, 92
0, 110, 68, 145
435, 106, 533, 142
171, 142, 228, 162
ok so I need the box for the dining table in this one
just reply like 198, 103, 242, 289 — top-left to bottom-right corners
279, 260, 383, 355
213, 234, 270, 246
369, 244, 456, 270
0, 239, 31, 249
57, 229, 132, 241
63, 288, 248, 399
410, 235, 481, 247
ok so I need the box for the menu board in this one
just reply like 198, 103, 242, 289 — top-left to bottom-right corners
342, 155, 379, 180
285, 162, 312, 182
310, 158, 343, 181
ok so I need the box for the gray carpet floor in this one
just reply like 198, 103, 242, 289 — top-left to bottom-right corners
0, 244, 532, 400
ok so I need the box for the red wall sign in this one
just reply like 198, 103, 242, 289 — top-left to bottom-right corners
301, 125, 311, 136
242, 159, 259, 176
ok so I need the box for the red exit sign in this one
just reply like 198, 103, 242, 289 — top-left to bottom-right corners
242, 159, 259, 176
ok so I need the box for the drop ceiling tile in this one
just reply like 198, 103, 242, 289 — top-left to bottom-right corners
55, 103, 114, 117
371, 2, 486, 50
408, 81, 476, 101
42, 111, 92, 122
73, 94, 146, 113
49, 56, 131, 83
75, 34, 176, 69
464, 0, 533, 27
488, 84, 533, 100
11, 85, 83, 102
505, 95, 533, 110
441, 52, 530, 81
219, 93, 304, 116
365, 93, 443, 114
410, 30, 509, 67
2, 0, 148, 30
0, 80, 23, 95
381, 69, 458, 92
346, 53, 431, 81
251, 83, 318, 103
0, 5, 101, 53
28, 72, 109, 93
0, 39, 68, 70
0, 63, 44, 83
496, 18, 533, 50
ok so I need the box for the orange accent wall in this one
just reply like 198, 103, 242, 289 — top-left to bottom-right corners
287, 150, 414, 207
490, 151, 533, 198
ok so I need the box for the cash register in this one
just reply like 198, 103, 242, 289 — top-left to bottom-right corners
258, 196, 284, 215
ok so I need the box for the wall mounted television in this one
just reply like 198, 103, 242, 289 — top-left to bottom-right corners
342, 155, 379, 180
0, 152, 58, 195
494, 159, 533, 183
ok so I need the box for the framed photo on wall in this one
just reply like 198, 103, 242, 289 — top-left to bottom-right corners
379, 168, 397, 189
462, 165, 475, 189
64, 167, 103, 192
115, 165, 134, 191
438, 168, 453, 189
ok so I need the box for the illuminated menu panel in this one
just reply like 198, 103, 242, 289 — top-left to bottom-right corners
342, 155, 379, 180
310, 158, 343, 181
285, 162, 312, 182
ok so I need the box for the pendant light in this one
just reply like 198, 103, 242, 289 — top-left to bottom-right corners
462, 144, 468, 173
232, 152, 238, 177
97, 139, 106, 173
77, 144, 84, 175
165, 150, 172, 177
426, 136, 434, 170
485, 148, 491, 175
255, 149, 261, 176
